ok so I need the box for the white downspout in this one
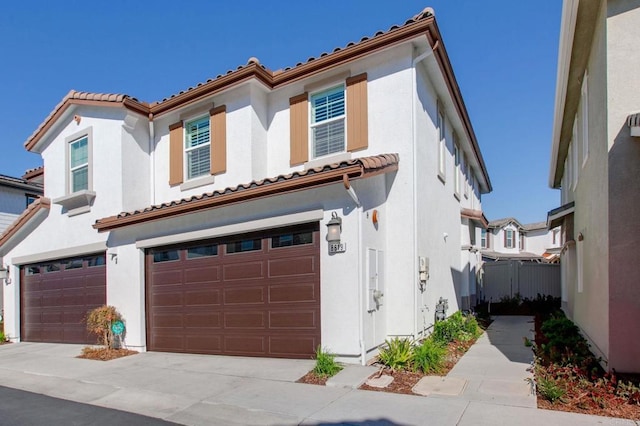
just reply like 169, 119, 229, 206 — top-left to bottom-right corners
343, 175, 365, 364
411, 47, 434, 339
148, 115, 156, 205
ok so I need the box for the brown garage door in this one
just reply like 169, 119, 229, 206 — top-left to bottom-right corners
146, 223, 320, 358
20, 253, 107, 344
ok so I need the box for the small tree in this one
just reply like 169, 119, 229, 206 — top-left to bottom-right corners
86, 305, 123, 349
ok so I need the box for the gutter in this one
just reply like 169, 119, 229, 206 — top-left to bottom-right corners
411, 47, 434, 340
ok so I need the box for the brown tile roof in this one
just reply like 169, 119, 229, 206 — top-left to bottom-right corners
25, 90, 149, 151
487, 217, 523, 229
94, 153, 399, 232
23, 6, 491, 192
0, 197, 50, 251
22, 166, 44, 181
460, 208, 489, 228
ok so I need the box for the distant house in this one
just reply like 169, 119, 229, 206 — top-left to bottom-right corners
0, 8, 492, 364
0, 169, 44, 233
548, 0, 640, 373
480, 217, 560, 262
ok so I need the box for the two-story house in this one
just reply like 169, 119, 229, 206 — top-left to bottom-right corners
481, 218, 560, 261
548, 0, 640, 373
0, 8, 491, 364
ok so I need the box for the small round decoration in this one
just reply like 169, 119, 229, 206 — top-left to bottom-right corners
372, 209, 379, 225
111, 320, 125, 336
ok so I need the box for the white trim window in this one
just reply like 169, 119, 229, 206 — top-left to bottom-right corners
69, 136, 89, 193
505, 229, 515, 249
481, 229, 487, 248
184, 116, 211, 180
463, 154, 469, 198
571, 120, 578, 190
437, 104, 446, 180
454, 139, 461, 197
311, 85, 345, 158
581, 70, 589, 167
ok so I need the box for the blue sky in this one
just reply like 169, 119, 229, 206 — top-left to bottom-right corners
0, 1, 561, 224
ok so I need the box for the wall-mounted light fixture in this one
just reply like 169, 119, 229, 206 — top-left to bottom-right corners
326, 212, 346, 254
0, 265, 11, 285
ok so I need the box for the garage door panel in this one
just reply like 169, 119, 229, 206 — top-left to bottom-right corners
224, 335, 265, 354
268, 256, 316, 277
224, 286, 264, 305
147, 224, 320, 358
270, 336, 317, 356
184, 289, 220, 306
223, 262, 264, 281
153, 313, 184, 328
21, 254, 106, 344
224, 311, 265, 328
152, 292, 184, 307
187, 335, 221, 352
184, 266, 220, 283
151, 270, 182, 286
269, 282, 317, 303
269, 310, 317, 329
185, 312, 221, 328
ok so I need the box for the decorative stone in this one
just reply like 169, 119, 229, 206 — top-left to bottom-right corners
365, 374, 394, 388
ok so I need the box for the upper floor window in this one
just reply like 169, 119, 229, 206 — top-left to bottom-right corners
481, 229, 488, 248
289, 73, 368, 166
184, 116, 211, 180
70, 136, 89, 192
581, 70, 589, 167
26, 194, 38, 207
454, 140, 461, 197
519, 234, 525, 251
504, 229, 515, 249
463, 155, 469, 198
310, 85, 345, 158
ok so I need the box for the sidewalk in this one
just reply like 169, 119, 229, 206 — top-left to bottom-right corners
0, 318, 636, 426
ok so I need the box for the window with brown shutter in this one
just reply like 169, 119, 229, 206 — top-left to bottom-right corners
346, 73, 368, 152
210, 105, 227, 175
169, 121, 184, 185
289, 93, 309, 166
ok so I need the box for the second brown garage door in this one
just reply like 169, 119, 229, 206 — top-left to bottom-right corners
146, 223, 320, 359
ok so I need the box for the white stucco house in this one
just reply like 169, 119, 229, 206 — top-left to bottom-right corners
481, 218, 560, 261
0, 8, 491, 364
548, 0, 640, 373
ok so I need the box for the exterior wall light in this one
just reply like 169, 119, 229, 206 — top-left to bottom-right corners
327, 212, 346, 254
0, 265, 11, 284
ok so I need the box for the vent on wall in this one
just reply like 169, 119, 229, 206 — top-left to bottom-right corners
628, 112, 640, 137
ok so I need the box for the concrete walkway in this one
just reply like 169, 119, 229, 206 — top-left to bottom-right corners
0, 318, 636, 425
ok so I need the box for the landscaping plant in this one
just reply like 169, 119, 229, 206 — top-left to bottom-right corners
85, 305, 123, 349
378, 337, 414, 371
313, 346, 342, 378
413, 338, 446, 374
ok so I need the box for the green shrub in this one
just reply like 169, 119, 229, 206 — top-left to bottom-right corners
378, 337, 414, 371
537, 376, 566, 403
540, 313, 593, 367
432, 311, 480, 344
85, 305, 123, 349
0, 331, 4, 342
413, 339, 446, 374
313, 346, 342, 377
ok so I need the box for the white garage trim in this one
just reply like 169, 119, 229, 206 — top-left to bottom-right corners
135, 209, 324, 249
12, 241, 108, 265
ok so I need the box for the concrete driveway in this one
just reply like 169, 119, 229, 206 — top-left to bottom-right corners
0, 319, 635, 426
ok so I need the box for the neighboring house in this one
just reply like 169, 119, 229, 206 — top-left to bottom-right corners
548, 0, 640, 373
481, 217, 560, 261
0, 8, 491, 364
0, 171, 44, 234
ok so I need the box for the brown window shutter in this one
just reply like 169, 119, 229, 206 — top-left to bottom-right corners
289, 93, 309, 166
210, 105, 227, 175
487, 231, 490, 248
504, 230, 507, 247
169, 121, 184, 186
346, 73, 368, 152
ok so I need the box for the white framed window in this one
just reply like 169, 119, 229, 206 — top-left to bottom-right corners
505, 229, 515, 249
463, 154, 469, 198
454, 140, 461, 197
310, 85, 346, 159
571, 120, 578, 190
437, 103, 446, 180
184, 116, 211, 180
470, 172, 475, 208
481, 229, 487, 248
577, 236, 584, 293
581, 70, 589, 168
69, 136, 89, 193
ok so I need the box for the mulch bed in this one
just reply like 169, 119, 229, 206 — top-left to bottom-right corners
77, 347, 138, 361
298, 336, 480, 394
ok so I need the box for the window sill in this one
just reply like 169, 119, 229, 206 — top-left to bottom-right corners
454, 192, 461, 201
53, 190, 96, 216
304, 152, 352, 170
180, 175, 215, 191
437, 172, 446, 184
